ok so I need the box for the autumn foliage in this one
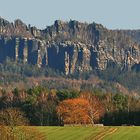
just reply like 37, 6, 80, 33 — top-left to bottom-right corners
57, 92, 105, 125
0, 107, 28, 126
80, 92, 105, 124
57, 98, 91, 125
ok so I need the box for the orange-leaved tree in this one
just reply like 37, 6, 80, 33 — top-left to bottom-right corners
80, 92, 105, 124
56, 98, 91, 125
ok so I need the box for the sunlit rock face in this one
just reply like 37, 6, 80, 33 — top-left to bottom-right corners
0, 17, 140, 74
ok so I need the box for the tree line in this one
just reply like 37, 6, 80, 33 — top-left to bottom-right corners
0, 59, 140, 94
0, 87, 140, 126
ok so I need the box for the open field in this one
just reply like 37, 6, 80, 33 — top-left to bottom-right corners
34, 126, 140, 140
1, 126, 140, 140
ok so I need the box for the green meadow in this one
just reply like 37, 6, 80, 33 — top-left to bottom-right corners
33, 126, 140, 140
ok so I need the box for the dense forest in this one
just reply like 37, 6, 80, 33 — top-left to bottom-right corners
0, 86, 140, 126
0, 60, 140, 94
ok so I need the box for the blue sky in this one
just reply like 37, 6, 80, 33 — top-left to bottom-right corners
0, 0, 140, 29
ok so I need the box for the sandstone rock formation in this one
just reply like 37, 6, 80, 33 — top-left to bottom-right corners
0, 17, 140, 74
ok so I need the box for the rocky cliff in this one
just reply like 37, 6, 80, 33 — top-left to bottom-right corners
0, 17, 140, 74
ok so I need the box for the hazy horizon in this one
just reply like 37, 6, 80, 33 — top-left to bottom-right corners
1, 0, 140, 29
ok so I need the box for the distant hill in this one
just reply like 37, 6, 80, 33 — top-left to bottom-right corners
0, 17, 140, 93
0, 17, 140, 74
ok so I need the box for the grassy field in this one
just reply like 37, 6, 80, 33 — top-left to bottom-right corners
37, 126, 103, 140
103, 126, 140, 140
32, 126, 140, 140
1, 126, 140, 140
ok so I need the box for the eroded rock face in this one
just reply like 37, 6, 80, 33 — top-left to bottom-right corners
0, 36, 140, 75
45, 40, 140, 74
47, 42, 92, 74
0, 17, 140, 74
0, 17, 33, 38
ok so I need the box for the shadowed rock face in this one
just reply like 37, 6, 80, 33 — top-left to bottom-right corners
0, 17, 140, 74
